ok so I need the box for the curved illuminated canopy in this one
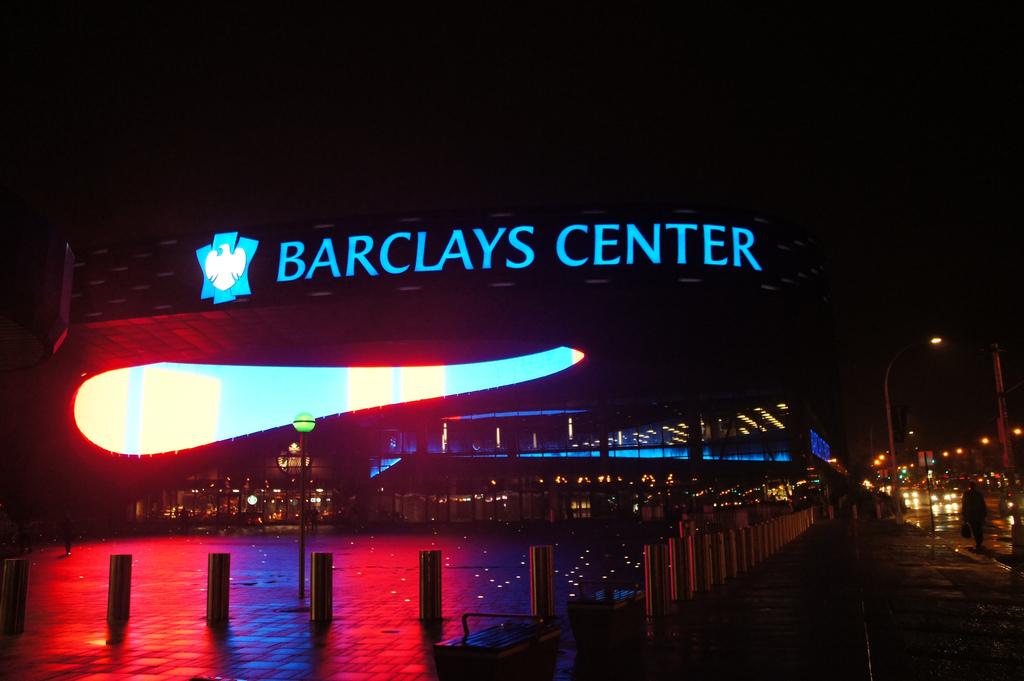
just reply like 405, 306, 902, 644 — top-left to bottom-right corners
74, 346, 585, 456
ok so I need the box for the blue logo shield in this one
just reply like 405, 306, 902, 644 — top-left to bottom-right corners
196, 232, 259, 304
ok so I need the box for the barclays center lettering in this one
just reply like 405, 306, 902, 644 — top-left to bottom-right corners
274, 222, 764, 283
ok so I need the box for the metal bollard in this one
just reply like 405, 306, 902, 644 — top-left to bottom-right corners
702, 533, 714, 591
725, 530, 738, 579
1011, 513, 1024, 555
738, 527, 750, 572
827, 504, 835, 520
529, 545, 555, 618
668, 536, 695, 601
643, 544, 671, 617
1, 559, 29, 635
710, 533, 726, 586
679, 519, 696, 538
749, 525, 759, 566
107, 555, 132, 622
419, 549, 442, 621
310, 552, 333, 622
693, 533, 711, 592
207, 553, 230, 624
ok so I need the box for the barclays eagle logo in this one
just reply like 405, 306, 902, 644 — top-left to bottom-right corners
196, 232, 259, 304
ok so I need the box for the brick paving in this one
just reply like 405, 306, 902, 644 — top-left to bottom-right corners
5, 516, 1023, 680
0, 524, 666, 680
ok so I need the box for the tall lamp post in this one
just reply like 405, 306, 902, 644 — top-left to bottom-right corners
293, 412, 316, 599
885, 337, 943, 524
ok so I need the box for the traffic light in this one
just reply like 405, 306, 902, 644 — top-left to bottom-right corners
892, 406, 910, 443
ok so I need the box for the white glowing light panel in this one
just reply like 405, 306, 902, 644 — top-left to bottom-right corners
74, 347, 585, 456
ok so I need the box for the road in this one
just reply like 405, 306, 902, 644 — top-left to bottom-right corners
902, 487, 1014, 555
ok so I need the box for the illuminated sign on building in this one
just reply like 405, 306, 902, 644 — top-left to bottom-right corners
276, 222, 762, 281
73, 346, 584, 456
196, 232, 259, 304
196, 221, 763, 303
810, 429, 831, 462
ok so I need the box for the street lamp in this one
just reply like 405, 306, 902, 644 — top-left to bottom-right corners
293, 412, 316, 599
884, 337, 943, 524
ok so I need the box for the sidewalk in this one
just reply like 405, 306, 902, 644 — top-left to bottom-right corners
638, 519, 1024, 680
3, 520, 1021, 680
856, 520, 1024, 680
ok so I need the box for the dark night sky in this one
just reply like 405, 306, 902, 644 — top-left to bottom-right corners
3, 6, 1022, 471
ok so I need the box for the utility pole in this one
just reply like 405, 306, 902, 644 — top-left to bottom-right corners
991, 343, 1014, 474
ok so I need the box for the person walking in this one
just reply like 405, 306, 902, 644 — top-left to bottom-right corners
961, 482, 987, 552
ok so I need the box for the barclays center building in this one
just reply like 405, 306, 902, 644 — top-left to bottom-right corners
4, 202, 844, 526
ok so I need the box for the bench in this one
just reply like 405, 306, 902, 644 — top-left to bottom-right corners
433, 612, 561, 681
568, 587, 645, 672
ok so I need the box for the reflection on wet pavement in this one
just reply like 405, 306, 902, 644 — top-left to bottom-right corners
0, 524, 665, 679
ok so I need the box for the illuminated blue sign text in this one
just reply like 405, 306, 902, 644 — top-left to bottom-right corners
273, 221, 761, 284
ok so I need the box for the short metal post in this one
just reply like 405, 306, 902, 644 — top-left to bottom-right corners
693, 533, 711, 592
310, 552, 332, 622
725, 530, 738, 579
107, 555, 132, 622
529, 545, 555, 618
419, 549, 442, 621
643, 544, 670, 617
745, 524, 753, 569
1009, 512, 1024, 555
668, 536, 695, 601
1, 559, 29, 635
711, 533, 726, 585
207, 553, 230, 624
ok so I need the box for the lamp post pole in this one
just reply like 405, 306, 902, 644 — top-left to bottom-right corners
884, 338, 943, 525
884, 356, 903, 524
990, 343, 1014, 474
293, 413, 316, 599
299, 430, 307, 599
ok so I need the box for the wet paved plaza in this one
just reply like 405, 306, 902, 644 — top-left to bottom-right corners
6, 514, 1024, 680
0, 523, 667, 680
